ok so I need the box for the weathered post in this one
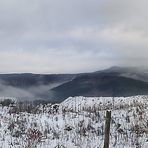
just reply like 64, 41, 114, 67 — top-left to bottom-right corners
103, 110, 111, 148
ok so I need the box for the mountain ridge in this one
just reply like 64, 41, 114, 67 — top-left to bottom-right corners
0, 66, 148, 102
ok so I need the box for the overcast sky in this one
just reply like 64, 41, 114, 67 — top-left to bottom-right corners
0, 0, 148, 73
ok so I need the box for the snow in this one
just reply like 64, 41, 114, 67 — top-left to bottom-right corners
0, 95, 147, 147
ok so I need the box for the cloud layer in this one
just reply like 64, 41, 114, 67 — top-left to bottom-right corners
0, 0, 147, 73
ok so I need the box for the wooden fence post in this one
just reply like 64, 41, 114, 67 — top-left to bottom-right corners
103, 110, 111, 148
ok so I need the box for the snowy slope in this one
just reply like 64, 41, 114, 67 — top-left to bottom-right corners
0, 96, 147, 148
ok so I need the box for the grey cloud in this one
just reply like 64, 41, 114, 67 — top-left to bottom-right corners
0, 0, 147, 73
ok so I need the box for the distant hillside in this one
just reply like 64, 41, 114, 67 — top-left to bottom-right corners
51, 74, 148, 102
0, 73, 76, 100
0, 73, 76, 88
1, 67, 148, 102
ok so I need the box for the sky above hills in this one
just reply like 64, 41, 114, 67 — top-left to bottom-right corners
0, 0, 147, 73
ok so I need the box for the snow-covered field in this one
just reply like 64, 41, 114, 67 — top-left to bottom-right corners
0, 96, 148, 148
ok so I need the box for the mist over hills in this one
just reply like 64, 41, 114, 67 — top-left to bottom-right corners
0, 73, 76, 101
0, 66, 148, 102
